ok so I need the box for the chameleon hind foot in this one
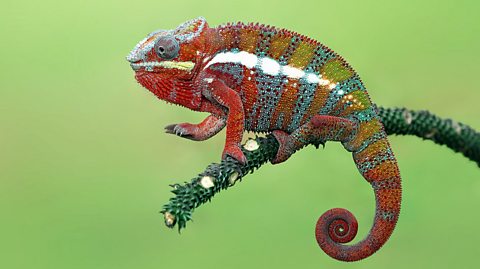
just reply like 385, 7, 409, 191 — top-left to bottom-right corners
271, 115, 358, 164
271, 130, 295, 164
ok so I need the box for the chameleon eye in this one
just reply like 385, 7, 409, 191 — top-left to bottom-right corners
154, 36, 180, 60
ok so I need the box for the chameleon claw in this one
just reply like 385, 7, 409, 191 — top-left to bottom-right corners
164, 124, 193, 139
176, 126, 184, 136
164, 124, 177, 134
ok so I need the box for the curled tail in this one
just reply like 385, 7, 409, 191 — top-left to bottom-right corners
316, 119, 402, 261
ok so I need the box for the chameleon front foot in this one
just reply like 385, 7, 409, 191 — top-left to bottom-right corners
164, 123, 195, 139
164, 115, 226, 141
222, 143, 247, 164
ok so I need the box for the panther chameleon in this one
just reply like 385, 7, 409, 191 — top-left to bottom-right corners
127, 17, 402, 262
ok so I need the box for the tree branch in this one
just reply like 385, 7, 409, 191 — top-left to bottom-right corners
161, 107, 480, 230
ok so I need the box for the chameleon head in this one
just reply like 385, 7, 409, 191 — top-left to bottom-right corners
126, 17, 210, 109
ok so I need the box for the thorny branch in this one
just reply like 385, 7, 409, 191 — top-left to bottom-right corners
161, 107, 480, 230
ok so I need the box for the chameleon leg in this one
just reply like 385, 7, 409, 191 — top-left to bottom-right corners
315, 121, 402, 261
204, 80, 247, 164
164, 115, 226, 141
271, 115, 358, 164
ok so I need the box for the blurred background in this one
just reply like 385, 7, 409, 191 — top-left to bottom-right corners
1, 0, 479, 268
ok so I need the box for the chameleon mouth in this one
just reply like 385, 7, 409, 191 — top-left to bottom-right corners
130, 61, 195, 72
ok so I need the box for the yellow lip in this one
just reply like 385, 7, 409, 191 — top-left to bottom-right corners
130, 61, 195, 72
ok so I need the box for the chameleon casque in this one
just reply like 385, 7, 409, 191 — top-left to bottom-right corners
127, 17, 410, 261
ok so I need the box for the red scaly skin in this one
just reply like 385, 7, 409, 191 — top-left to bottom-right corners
127, 17, 402, 262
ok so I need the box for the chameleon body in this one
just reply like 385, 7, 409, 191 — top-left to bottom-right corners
127, 17, 401, 262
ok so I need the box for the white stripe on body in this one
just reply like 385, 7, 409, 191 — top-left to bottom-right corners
204, 51, 337, 88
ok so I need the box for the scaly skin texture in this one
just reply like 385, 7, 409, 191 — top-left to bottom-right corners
127, 17, 401, 261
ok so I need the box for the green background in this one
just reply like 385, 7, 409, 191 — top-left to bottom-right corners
1, 0, 479, 268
